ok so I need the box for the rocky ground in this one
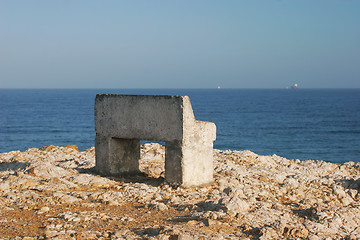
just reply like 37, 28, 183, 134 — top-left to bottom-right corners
0, 143, 359, 240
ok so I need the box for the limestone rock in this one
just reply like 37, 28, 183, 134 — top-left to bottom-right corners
220, 197, 250, 216
1, 144, 359, 239
28, 162, 75, 178
65, 145, 79, 151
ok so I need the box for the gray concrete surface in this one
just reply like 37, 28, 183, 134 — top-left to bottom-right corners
94, 94, 216, 186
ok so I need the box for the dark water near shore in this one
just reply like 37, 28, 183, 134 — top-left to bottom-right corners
0, 88, 359, 164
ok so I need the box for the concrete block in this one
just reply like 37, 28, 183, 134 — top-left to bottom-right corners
94, 94, 216, 187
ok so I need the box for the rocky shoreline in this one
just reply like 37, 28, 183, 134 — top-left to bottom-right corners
0, 143, 359, 239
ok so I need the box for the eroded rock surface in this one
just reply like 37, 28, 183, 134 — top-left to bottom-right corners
0, 144, 359, 239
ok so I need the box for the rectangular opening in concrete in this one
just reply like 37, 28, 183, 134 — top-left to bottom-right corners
140, 140, 166, 179
140, 140, 165, 146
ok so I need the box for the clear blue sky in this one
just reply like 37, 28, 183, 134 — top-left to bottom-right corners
1, 1, 359, 88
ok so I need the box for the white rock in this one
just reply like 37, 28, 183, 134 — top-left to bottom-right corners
68, 174, 114, 187
348, 189, 358, 199
333, 185, 347, 199
28, 162, 74, 178
53, 192, 81, 204
220, 197, 250, 217
283, 177, 300, 188
156, 202, 169, 211
37, 206, 50, 214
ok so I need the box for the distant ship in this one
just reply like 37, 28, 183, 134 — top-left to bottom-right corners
286, 83, 299, 89
291, 83, 299, 89
217, 86, 221, 89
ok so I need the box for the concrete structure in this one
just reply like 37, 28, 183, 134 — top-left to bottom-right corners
95, 94, 216, 187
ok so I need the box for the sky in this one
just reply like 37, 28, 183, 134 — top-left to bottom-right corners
1, 1, 359, 89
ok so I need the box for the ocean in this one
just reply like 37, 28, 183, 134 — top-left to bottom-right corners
0, 89, 359, 164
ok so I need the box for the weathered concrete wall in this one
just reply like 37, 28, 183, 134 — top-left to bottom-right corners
95, 95, 188, 141
95, 94, 216, 187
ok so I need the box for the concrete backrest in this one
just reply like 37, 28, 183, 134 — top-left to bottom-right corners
95, 94, 202, 141
95, 94, 216, 186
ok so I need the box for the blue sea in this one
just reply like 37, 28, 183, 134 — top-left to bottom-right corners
0, 89, 359, 164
